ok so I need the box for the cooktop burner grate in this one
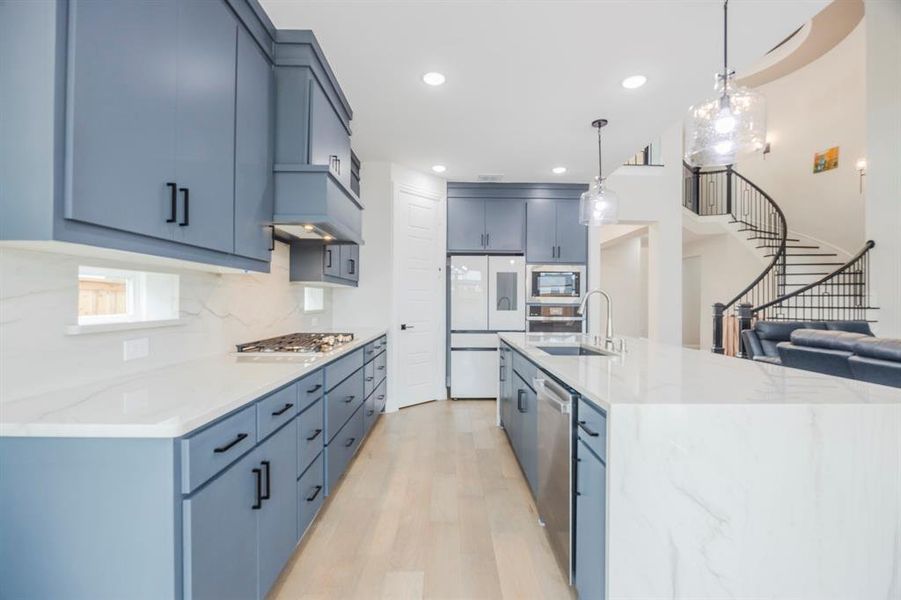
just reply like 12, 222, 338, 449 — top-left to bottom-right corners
235, 332, 354, 354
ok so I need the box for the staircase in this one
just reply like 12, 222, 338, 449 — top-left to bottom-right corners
682, 162, 877, 355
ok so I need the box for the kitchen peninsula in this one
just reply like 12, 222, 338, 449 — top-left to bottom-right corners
498, 332, 901, 600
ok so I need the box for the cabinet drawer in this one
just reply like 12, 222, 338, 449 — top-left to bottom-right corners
326, 405, 364, 494
181, 405, 256, 494
577, 397, 607, 462
363, 394, 378, 437
364, 360, 376, 399
374, 350, 387, 385
364, 340, 379, 363
325, 367, 364, 442
297, 398, 324, 476
512, 351, 537, 388
256, 382, 298, 441
373, 378, 387, 414
325, 348, 364, 391
297, 369, 324, 410
297, 451, 324, 538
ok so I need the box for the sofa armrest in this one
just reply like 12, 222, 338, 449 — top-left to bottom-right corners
741, 329, 764, 360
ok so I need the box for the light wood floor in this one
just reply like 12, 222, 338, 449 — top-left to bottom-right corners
270, 400, 573, 600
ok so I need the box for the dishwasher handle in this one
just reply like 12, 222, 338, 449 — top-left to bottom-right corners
534, 377, 572, 414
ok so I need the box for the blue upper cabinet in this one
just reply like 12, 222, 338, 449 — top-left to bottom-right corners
234, 27, 276, 261
526, 198, 587, 264
171, 0, 237, 254
447, 197, 486, 252
309, 80, 352, 191
485, 198, 526, 252
65, 0, 180, 243
447, 196, 526, 253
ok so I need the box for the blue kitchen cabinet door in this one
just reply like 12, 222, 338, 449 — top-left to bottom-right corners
575, 440, 606, 600
484, 198, 525, 252
339, 244, 360, 282
309, 80, 352, 189
324, 244, 342, 277
257, 420, 299, 599
526, 199, 557, 263
521, 380, 539, 496
555, 199, 587, 264
234, 26, 275, 261
171, 0, 237, 254
64, 0, 179, 242
447, 197, 486, 252
183, 447, 259, 600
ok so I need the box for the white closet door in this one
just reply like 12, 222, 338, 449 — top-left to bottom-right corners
488, 256, 525, 331
450, 255, 488, 330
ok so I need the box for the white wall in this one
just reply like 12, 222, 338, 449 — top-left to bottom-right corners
0, 243, 332, 402
682, 255, 701, 348
735, 23, 866, 254
865, 0, 901, 337
599, 235, 647, 338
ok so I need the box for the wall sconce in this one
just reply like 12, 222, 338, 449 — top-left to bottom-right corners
856, 158, 867, 194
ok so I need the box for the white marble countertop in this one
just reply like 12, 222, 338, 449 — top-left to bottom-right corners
0, 329, 387, 438
499, 332, 901, 408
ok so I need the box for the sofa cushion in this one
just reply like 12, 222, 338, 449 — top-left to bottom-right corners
853, 337, 901, 362
790, 329, 870, 353
824, 321, 874, 336
777, 342, 856, 379
848, 356, 901, 388
754, 321, 827, 357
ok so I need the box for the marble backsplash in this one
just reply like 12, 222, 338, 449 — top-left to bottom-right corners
0, 242, 332, 403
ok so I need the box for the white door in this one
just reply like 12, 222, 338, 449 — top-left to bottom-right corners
392, 184, 446, 409
488, 255, 525, 331
450, 255, 488, 331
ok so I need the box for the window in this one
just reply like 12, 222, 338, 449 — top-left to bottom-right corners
304, 287, 325, 313
78, 266, 179, 326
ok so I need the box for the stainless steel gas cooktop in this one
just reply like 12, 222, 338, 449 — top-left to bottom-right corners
235, 332, 354, 354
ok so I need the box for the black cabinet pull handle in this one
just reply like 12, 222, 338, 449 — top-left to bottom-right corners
252, 468, 262, 510
344, 395, 355, 403
344, 437, 356, 447
486, 233, 490, 247
214, 432, 248, 454
166, 182, 177, 223
365, 376, 374, 382
517, 389, 526, 413
306, 428, 322, 442
325, 249, 332, 268
306, 384, 322, 394
348, 258, 355, 275
271, 402, 294, 416
260, 460, 271, 500
178, 187, 189, 226
377, 366, 385, 371
306, 485, 323, 502
377, 394, 385, 400
367, 409, 374, 416
268, 225, 275, 252
499, 365, 505, 382
578, 421, 600, 437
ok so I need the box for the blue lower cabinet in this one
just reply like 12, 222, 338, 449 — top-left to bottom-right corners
297, 397, 324, 475
511, 371, 538, 496
257, 420, 299, 599
575, 439, 606, 600
326, 404, 364, 494
325, 367, 365, 442
363, 393, 378, 435
183, 447, 260, 600
297, 452, 325, 537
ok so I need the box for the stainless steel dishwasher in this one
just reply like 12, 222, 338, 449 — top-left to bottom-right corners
534, 374, 576, 583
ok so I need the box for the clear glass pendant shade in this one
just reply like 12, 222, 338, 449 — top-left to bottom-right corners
684, 73, 766, 167
579, 176, 619, 225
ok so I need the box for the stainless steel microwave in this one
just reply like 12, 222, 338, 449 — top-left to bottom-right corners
527, 265, 585, 304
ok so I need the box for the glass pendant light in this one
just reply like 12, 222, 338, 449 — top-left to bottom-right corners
579, 119, 620, 225
684, 0, 766, 167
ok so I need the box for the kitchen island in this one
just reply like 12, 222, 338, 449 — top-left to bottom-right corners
499, 332, 901, 600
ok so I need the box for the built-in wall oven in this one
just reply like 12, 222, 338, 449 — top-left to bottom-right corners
527, 305, 585, 333
527, 265, 585, 305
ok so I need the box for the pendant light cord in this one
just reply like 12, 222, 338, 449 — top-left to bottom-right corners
597, 125, 603, 180
723, 0, 729, 92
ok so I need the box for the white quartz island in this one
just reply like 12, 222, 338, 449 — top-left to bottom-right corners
499, 332, 901, 600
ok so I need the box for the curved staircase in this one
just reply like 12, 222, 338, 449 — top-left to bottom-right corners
682, 162, 877, 355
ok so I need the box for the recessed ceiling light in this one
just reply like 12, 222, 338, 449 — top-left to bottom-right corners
303, 224, 314, 232
552, 166, 567, 175
322, 234, 333, 241
621, 75, 647, 89
431, 165, 447, 173
422, 72, 446, 86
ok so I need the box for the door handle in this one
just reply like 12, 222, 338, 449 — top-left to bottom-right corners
260, 460, 271, 500
401, 324, 414, 330
178, 187, 189, 226
252, 467, 263, 510
166, 182, 177, 223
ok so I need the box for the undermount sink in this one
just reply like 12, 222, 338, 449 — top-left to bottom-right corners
538, 345, 610, 357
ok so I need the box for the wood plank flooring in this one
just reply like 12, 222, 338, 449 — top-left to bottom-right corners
270, 400, 573, 600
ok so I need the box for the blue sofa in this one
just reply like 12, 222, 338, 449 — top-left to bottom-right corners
775, 329, 901, 388
741, 320, 873, 365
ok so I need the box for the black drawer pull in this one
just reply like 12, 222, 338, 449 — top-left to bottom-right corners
252, 468, 262, 510
178, 187, 189, 226
377, 366, 385, 371
578, 421, 600, 437
344, 437, 356, 447
306, 428, 323, 442
166, 182, 177, 223
517, 390, 526, 413
214, 432, 248, 454
306, 485, 323, 502
377, 394, 385, 400
344, 395, 355, 403
367, 409, 374, 416
268, 224, 275, 252
260, 460, 271, 500
365, 376, 374, 382
271, 402, 294, 416
306, 384, 322, 394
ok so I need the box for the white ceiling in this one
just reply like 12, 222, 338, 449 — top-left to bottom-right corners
261, 0, 828, 183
